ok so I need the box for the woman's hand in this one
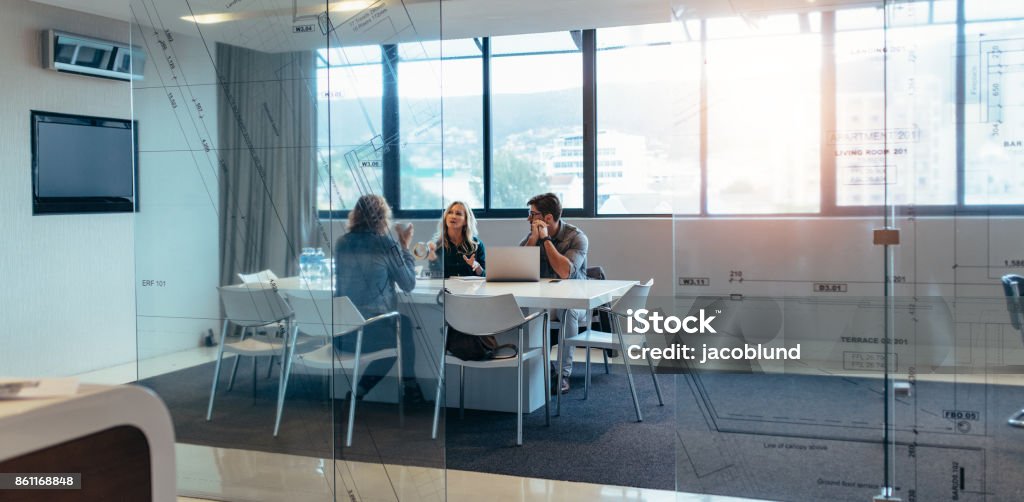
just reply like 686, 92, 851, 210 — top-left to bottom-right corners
395, 222, 414, 249
462, 253, 482, 275
426, 241, 438, 261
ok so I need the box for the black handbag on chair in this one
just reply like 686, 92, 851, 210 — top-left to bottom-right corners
445, 329, 513, 361
440, 288, 517, 361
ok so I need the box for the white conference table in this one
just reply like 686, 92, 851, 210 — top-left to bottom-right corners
271, 276, 636, 311
265, 276, 636, 412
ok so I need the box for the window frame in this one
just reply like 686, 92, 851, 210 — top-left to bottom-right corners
315, 0, 1024, 221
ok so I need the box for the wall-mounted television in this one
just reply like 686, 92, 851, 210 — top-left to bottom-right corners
31, 110, 138, 215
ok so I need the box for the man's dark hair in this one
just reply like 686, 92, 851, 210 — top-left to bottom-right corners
528, 193, 562, 222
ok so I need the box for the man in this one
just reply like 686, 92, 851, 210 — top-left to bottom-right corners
519, 193, 589, 394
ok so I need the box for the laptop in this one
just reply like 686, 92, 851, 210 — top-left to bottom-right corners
486, 246, 540, 282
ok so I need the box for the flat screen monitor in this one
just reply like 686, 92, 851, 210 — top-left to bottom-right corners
31, 110, 138, 215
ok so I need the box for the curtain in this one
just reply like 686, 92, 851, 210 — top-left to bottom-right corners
216, 42, 317, 286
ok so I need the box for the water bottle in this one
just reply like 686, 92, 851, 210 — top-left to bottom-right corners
299, 248, 313, 281
314, 249, 327, 285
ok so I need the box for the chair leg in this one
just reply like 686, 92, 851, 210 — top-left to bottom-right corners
206, 355, 225, 421
227, 355, 240, 391
346, 329, 364, 448
251, 355, 258, 398
206, 320, 229, 421
396, 316, 404, 427
645, 345, 664, 406
431, 364, 445, 439
615, 319, 643, 422
544, 312, 551, 427
516, 327, 524, 446
273, 340, 296, 437
1009, 409, 1024, 427
584, 347, 591, 400
227, 328, 246, 391
603, 349, 610, 374
459, 365, 465, 420
432, 327, 449, 440
556, 325, 565, 417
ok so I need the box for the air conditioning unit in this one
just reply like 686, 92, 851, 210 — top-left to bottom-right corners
41, 30, 145, 81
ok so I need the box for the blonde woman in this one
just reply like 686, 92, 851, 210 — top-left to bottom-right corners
428, 201, 486, 278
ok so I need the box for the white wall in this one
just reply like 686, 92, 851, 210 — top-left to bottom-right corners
325, 217, 675, 293
328, 214, 1023, 373
130, 22, 221, 361
0, 0, 135, 377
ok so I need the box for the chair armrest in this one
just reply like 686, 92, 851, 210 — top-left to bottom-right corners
594, 305, 631, 319
517, 310, 548, 353
522, 310, 545, 325
364, 311, 400, 326
446, 310, 547, 338
324, 311, 398, 338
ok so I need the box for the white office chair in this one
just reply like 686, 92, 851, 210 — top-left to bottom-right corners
236, 269, 286, 377
432, 293, 550, 446
274, 292, 402, 446
237, 269, 279, 284
207, 285, 293, 422
1002, 274, 1024, 427
561, 279, 663, 422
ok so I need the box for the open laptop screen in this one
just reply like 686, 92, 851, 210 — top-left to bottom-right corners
486, 247, 540, 282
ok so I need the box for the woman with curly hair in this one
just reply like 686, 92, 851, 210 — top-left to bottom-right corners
333, 194, 424, 403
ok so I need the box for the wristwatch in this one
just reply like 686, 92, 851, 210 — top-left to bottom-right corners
539, 236, 552, 245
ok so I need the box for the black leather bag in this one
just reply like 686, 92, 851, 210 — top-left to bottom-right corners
439, 287, 517, 361
446, 328, 517, 361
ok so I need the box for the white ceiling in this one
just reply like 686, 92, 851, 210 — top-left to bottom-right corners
32, 0, 882, 51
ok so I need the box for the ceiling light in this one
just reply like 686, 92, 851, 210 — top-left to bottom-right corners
181, 13, 235, 24
330, 1, 374, 13
181, 0, 373, 25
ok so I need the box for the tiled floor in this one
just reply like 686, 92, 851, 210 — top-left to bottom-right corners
174, 443, 762, 502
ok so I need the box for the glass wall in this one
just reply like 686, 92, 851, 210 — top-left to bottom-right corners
122, 0, 1024, 500
131, 1, 445, 500
669, 1, 1024, 501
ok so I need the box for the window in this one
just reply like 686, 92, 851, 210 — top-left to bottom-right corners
490, 32, 583, 209
316, 45, 383, 212
834, 9, 957, 206
596, 23, 701, 214
314, 2, 1024, 219
706, 21, 821, 214
965, 0, 1024, 20
964, 18, 1024, 204
398, 39, 483, 209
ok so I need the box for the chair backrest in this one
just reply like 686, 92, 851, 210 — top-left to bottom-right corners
1003, 274, 1024, 333
237, 269, 279, 284
444, 293, 525, 335
585, 266, 606, 280
286, 292, 366, 337
220, 285, 292, 327
609, 279, 654, 315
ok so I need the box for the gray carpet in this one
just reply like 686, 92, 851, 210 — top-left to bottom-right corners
138, 363, 1024, 500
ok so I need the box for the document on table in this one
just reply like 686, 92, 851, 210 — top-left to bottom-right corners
0, 377, 80, 399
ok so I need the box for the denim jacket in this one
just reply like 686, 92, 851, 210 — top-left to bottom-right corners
334, 230, 416, 316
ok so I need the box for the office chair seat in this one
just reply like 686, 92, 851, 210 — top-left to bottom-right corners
297, 344, 398, 369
